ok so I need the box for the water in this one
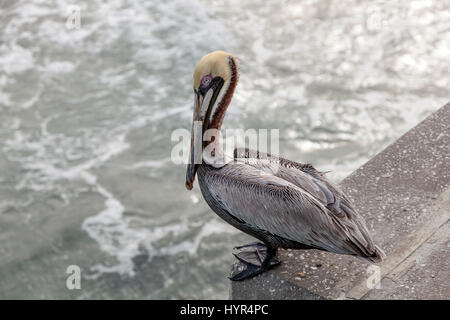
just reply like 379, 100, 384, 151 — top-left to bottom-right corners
0, 0, 448, 299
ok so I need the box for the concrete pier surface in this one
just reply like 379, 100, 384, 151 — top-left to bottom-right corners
230, 102, 450, 300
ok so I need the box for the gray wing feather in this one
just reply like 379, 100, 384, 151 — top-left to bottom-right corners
204, 148, 384, 261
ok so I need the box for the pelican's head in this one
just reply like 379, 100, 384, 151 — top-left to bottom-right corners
186, 51, 239, 190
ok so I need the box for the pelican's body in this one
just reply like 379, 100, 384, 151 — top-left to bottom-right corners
186, 51, 384, 281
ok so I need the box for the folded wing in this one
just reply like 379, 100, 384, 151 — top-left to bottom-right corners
202, 149, 384, 262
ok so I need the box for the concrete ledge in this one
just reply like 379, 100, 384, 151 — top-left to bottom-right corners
230, 102, 450, 300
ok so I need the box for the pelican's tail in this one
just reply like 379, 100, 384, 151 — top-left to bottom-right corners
363, 245, 386, 263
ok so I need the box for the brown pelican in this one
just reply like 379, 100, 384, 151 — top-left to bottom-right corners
186, 51, 385, 281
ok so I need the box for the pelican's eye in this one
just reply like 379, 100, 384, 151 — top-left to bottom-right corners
201, 74, 212, 88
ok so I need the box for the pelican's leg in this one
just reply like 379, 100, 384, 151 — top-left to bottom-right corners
233, 241, 265, 250
229, 245, 279, 281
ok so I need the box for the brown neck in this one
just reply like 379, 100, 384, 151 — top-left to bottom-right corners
209, 57, 239, 131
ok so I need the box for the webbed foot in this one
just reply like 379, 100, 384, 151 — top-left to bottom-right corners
229, 243, 280, 281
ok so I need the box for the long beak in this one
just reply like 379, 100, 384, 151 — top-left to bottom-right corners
185, 81, 223, 190
185, 92, 203, 190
